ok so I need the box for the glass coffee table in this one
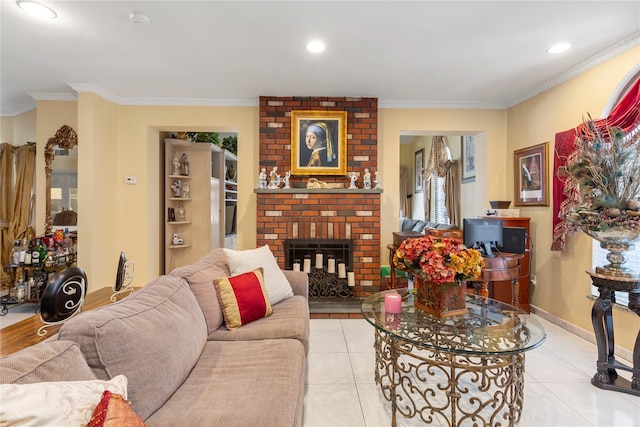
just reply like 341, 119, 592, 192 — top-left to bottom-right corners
361, 290, 546, 427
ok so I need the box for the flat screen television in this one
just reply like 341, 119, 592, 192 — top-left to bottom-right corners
463, 218, 503, 257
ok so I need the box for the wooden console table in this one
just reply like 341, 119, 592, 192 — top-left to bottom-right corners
0, 287, 135, 357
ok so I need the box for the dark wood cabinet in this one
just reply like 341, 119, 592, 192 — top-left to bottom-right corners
482, 217, 531, 313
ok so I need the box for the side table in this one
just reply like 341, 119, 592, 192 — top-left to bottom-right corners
587, 269, 640, 396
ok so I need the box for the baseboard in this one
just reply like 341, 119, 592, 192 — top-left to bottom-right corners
531, 305, 633, 362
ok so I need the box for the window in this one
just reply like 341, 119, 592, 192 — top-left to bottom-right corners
432, 176, 450, 225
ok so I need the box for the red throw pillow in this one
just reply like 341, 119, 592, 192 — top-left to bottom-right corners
86, 390, 146, 427
214, 268, 272, 330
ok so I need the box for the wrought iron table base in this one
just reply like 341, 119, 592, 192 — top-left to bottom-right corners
374, 329, 525, 427
589, 271, 640, 396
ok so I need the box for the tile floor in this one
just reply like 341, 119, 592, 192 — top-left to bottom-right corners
2, 306, 639, 426
304, 316, 640, 427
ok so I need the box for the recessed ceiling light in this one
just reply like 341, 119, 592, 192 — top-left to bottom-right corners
307, 40, 325, 53
16, 1, 57, 19
547, 43, 571, 54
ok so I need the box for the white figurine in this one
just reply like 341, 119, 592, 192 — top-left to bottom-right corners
258, 168, 267, 189
171, 180, 182, 197
348, 172, 358, 189
374, 171, 381, 189
172, 233, 184, 245
178, 202, 185, 221
172, 155, 181, 176
363, 168, 371, 189
283, 170, 291, 189
181, 182, 191, 199
268, 166, 280, 189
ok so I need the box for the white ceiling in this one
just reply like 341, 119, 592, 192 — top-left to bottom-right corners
1, 1, 639, 116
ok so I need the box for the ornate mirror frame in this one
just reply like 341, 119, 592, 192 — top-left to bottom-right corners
45, 125, 78, 233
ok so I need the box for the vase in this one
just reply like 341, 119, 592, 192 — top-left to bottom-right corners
582, 226, 640, 279
414, 277, 468, 317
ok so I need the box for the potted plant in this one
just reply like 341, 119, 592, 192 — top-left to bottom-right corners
563, 117, 640, 278
393, 235, 484, 316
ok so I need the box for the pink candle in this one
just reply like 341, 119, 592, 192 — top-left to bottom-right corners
384, 292, 402, 314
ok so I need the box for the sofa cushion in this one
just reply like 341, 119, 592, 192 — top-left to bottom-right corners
144, 339, 305, 427
58, 275, 207, 420
0, 375, 127, 427
0, 340, 96, 384
411, 220, 428, 232
401, 218, 420, 231
214, 268, 272, 330
224, 245, 293, 305
207, 294, 310, 354
169, 248, 230, 334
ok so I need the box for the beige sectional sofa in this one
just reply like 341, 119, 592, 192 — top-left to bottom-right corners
0, 248, 310, 426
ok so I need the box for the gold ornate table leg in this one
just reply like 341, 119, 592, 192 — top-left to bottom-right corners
374, 329, 525, 426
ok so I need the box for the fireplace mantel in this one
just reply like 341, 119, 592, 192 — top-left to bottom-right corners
254, 188, 383, 194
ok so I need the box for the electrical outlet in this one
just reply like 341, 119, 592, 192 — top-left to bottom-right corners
530, 275, 537, 286
125, 176, 137, 185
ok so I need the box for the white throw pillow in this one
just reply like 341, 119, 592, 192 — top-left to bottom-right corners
0, 375, 128, 427
224, 245, 294, 305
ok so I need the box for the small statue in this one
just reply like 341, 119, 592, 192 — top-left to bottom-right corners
172, 233, 184, 245
258, 168, 267, 189
178, 202, 185, 222
283, 170, 291, 189
181, 182, 191, 199
180, 153, 189, 176
172, 155, 181, 176
268, 166, 280, 189
348, 172, 358, 189
171, 180, 182, 197
363, 168, 371, 189
374, 171, 381, 189
306, 178, 330, 189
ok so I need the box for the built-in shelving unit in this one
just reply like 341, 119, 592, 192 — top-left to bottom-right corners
163, 136, 239, 272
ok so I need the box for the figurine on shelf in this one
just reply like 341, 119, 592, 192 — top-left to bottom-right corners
181, 182, 191, 199
374, 171, 381, 189
172, 155, 181, 176
178, 202, 185, 222
283, 170, 291, 189
258, 168, 267, 189
180, 153, 189, 176
363, 168, 371, 189
268, 166, 280, 189
171, 180, 182, 197
172, 233, 184, 245
348, 172, 358, 189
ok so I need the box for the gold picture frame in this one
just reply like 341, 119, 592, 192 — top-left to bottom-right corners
291, 110, 347, 175
514, 142, 549, 206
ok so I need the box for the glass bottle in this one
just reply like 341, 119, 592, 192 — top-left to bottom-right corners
24, 240, 32, 265
19, 238, 27, 263
31, 239, 40, 265
10, 240, 20, 266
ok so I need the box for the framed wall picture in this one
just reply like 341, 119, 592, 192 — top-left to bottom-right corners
514, 142, 549, 206
415, 148, 424, 193
462, 135, 476, 183
291, 110, 347, 175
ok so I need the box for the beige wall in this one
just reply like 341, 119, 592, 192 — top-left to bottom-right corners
1, 109, 36, 145
7, 47, 637, 352
506, 46, 640, 352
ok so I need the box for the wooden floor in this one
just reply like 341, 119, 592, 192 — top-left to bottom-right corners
0, 287, 133, 357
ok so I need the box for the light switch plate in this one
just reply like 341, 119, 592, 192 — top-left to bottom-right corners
125, 176, 137, 184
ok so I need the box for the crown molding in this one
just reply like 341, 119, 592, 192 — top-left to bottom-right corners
379, 100, 507, 110
118, 97, 259, 107
506, 32, 640, 107
29, 92, 77, 101
0, 100, 36, 116
67, 83, 121, 104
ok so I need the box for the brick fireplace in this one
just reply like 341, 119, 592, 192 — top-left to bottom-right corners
255, 96, 381, 298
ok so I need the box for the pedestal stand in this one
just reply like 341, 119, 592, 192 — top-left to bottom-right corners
587, 269, 640, 396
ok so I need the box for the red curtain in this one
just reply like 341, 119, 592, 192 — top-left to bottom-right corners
551, 77, 640, 251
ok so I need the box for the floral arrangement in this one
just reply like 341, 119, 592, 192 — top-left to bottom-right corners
393, 235, 484, 286
563, 118, 640, 236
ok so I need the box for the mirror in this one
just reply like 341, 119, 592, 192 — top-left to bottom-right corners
45, 125, 78, 234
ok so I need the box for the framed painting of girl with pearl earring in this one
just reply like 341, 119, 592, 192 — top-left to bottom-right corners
291, 110, 347, 175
